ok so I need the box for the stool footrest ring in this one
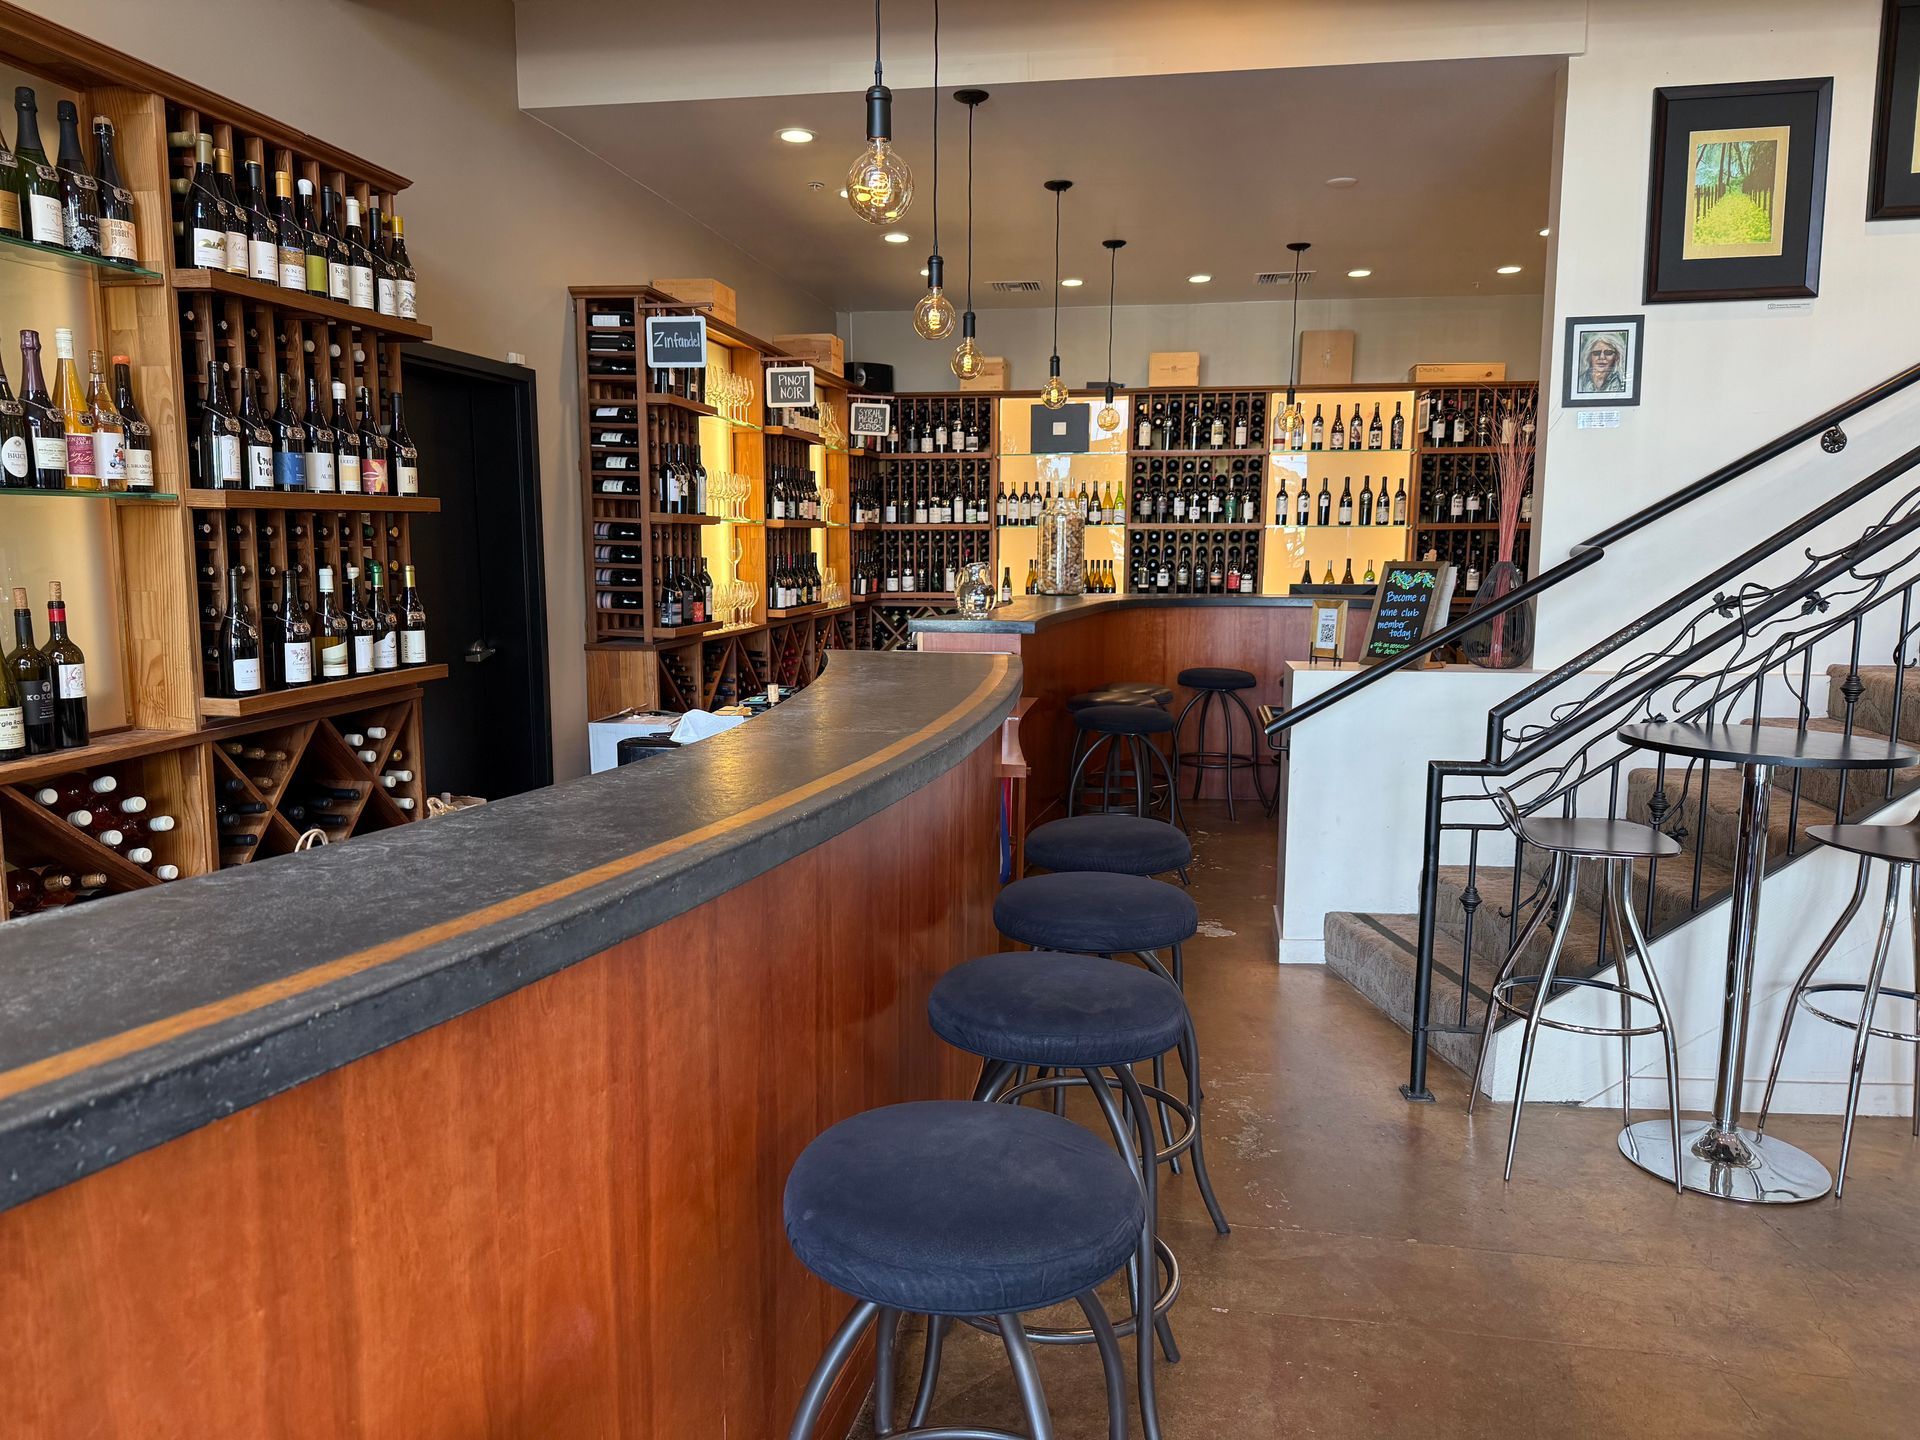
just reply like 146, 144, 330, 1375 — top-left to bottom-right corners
1489, 973, 1667, 1038
1799, 981, 1920, 1043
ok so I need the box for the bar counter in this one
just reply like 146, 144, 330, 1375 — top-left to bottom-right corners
914, 592, 1372, 813
0, 649, 1019, 1438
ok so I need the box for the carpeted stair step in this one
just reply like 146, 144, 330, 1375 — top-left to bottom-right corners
1324, 911, 1483, 1075
1827, 664, 1920, 744
1623, 759, 1839, 858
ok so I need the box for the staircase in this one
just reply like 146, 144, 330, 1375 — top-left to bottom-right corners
1325, 665, 1920, 1079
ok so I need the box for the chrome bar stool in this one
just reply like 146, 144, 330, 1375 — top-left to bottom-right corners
1068, 704, 1183, 826
1470, 790, 1686, 1188
1175, 667, 1269, 819
784, 1101, 1139, 1440
1758, 822, 1920, 1197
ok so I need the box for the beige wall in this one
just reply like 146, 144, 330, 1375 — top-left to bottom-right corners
18, 0, 835, 778
844, 293, 1545, 392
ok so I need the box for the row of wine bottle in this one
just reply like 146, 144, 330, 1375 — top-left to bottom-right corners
211, 561, 427, 698
31, 774, 177, 870
1, 584, 88, 759
0, 330, 155, 491
191, 362, 418, 494
1, 88, 139, 263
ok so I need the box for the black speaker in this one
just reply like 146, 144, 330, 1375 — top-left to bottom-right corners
846, 360, 895, 393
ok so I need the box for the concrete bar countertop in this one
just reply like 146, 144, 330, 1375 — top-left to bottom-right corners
0, 650, 1020, 1214
910, 590, 1375, 636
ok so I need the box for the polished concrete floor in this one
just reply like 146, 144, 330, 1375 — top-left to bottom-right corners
851, 803, 1920, 1439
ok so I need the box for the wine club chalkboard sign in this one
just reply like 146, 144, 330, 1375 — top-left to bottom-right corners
1359, 561, 1457, 666
644, 314, 708, 369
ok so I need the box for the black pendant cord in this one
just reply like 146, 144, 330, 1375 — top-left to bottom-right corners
1052, 184, 1062, 358
929, 0, 939, 253
964, 92, 974, 313
1106, 243, 1117, 385
874, 0, 883, 84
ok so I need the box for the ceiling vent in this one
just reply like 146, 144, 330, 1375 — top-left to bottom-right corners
1256, 269, 1316, 286
988, 279, 1044, 292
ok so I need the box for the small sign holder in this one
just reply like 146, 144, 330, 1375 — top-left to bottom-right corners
1309, 599, 1348, 664
850, 399, 891, 439
765, 365, 816, 409
642, 313, 708, 369
1359, 561, 1457, 668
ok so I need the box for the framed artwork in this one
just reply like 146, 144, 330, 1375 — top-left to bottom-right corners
1562, 315, 1644, 408
1869, 0, 1920, 219
1644, 77, 1833, 303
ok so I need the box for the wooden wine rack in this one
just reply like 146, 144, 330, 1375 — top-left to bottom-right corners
0, 5, 444, 922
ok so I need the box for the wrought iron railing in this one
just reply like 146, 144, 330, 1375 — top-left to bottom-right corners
1267, 359, 1920, 1100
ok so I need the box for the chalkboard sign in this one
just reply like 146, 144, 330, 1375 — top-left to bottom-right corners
1359, 561, 1456, 666
644, 314, 707, 369
850, 400, 891, 438
766, 365, 816, 408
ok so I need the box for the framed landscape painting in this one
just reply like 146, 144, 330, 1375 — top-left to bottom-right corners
1869, 0, 1920, 219
1644, 78, 1832, 303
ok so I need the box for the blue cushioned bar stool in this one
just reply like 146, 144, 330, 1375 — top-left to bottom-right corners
785, 1101, 1141, 1440
1175, 666, 1270, 819
929, 952, 1197, 1440
994, 871, 1229, 1232
1068, 704, 1183, 826
1026, 814, 1194, 882
1065, 688, 1174, 819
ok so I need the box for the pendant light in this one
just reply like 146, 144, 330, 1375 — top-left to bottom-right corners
1096, 237, 1126, 432
1276, 241, 1310, 445
847, 0, 912, 224
949, 88, 989, 378
1040, 179, 1072, 410
912, 0, 956, 340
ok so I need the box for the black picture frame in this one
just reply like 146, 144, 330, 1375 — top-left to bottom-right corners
1562, 314, 1645, 408
1644, 77, 1833, 304
1870, 0, 1920, 219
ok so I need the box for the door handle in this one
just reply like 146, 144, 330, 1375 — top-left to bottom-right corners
464, 640, 498, 664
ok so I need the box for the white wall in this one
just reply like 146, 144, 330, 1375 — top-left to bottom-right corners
843, 294, 1545, 393
18, 0, 835, 779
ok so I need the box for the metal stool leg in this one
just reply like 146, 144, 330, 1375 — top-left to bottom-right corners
1469, 854, 1564, 1113
1912, 865, 1920, 1141
1145, 732, 1185, 831
872, 1306, 902, 1436
1130, 736, 1150, 817
1606, 863, 1634, 1129
1224, 689, 1271, 811
906, 1316, 948, 1429
998, 1311, 1055, 1440
1178, 1015, 1231, 1235
1067, 733, 1112, 817
1612, 857, 1684, 1195
1077, 1290, 1129, 1440
1183, 690, 1215, 803
1758, 855, 1871, 1134
1504, 857, 1581, 1180
788, 1302, 879, 1440
1837, 864, 1905, 1197
1112, 1065, 1166, 1440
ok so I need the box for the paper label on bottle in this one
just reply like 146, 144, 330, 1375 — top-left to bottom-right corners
101, 214, 136, 260
192, 226, 225, 268
1, 435, 27, 478
213, 433, 242, 486
124, 446, 154, 489
230, 657, 261, 693
319, 636, 350, 678
0, 190, 18, 232
92, 427, 125, 481
362, 457, 387, 494
305, 251, 327, 291
248, 238, 277, 282
398, 279, 417, 319
395, 460, 418, 496
401, 629, 427, 665
307, 451, 336, 492
350, 265, 374, 310
352, 634, 374, 672
328, 261, 348, 300
224, 229, 247, 271
64, 433, 96, 479
279, 249, 305, 290
376, 277, 395, 315
0, 702, 24, 752
373, 632, 397, 670
337, 454, 361, 493
274, 450, 305, 490
57, 663, 85, 699
284, 640, 313, 685
246, 443, 274, 489
27, 191, 61, 244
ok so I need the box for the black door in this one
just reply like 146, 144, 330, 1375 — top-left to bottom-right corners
399, 344, 552, 799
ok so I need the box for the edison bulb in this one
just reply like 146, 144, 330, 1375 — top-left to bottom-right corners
914, 287, 957, 340
1097, 402, 1121, 433
951, 333, 983, 380
1041, 370, 1070, 410
1278, 396, 1305, 447
847, 138, 913, 225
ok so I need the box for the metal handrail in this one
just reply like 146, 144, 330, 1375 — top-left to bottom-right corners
1266, 359, 1920, 740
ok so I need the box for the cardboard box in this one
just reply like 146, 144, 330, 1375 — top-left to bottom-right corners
775, 332, 846, 378
1149, 351, 1200, 386
651, 277, 737, 326
1409, 362, 1507, 383
959, 356, 1010, 392
1300, 330, 1355, 385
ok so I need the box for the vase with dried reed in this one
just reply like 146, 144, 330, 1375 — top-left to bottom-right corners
1461, 388, 1537, 669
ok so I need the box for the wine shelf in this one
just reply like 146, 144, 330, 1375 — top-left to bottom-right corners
199, 664, 448, 720
185, 491, 440, 512
0, 228, 164, 283
172, 267, 434, 342
0, 487, 181, 505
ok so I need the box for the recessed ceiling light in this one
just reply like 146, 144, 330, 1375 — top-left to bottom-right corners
1061, 277, 1084, 287
1187, 273, 1212, 284
1325, 176, 1359, 188
883, 232, 911, 244
1496, 265, 1523, 275
1538, 227, 1550, 237
777, 128, 815, 144
1347, 268, 1372, 278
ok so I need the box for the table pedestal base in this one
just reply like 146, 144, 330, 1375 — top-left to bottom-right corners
1618, 1119, 1831, 1203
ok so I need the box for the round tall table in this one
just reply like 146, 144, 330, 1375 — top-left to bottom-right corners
1615, 722, 1920, 1203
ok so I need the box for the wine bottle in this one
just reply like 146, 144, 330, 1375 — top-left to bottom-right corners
267, 169, 303, 290
367, 562, 398, 671
85, 349, 125, 491
212, 145, 246, 274
266, 569, 312, 689
322, 185, 349, 301
51, 329, 96, 490
184, 133, 224, 269
389, 212, 416, 318
239, 368, 273, 490
398, 563, 428, 665
111, 356, 154, 492
314, 566, 349, 680
218, 565, 262, 696
344, 563, 374, 673
18, 330, 63, 489
270, 374, 306, 491
0, 622, 23, 759
301, 373, 335, 493
241, 157, 277, 283
91, 116, 136, 263
388, 391, 418, 495
332, 380, 361, 493
12, 87, 64, 248
369, 193, 397, 316
198, 360, 242, 490
344, 196, 374, 310
357, 385, 388, 493
0, 115, 20, 238
5, 587, 54, 753
0, 352, 30, 490
49, 101, 100, 256
44, 581, 86, 748
295, 177, 326, 296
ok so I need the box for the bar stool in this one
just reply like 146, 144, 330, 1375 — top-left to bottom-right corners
929, 951, 1195, 1440
994, 870, 1229, 1232
1175, 667, 1270, 819
1068, 704, 1183, 825
784, 1101, 1140, 1440
1026, 814, 1193, 881
1758, 822, 1920, 1197
1066, 688, 1170, 807
1469, 789, 1685, 1188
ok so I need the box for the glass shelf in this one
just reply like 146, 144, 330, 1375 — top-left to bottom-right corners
708, 413, 764, 432
0, 231, 162, 283
1271, 447, 1413, 457
1, 485, 179, 504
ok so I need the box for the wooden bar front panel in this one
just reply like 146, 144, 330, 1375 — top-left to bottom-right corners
0, 739, 1000, 1439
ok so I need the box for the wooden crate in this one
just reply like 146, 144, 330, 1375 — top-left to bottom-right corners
651, 277, 738, 325
1149, 351, 1200, 386
1409, 362, 1508, 383
959, 356, 1010, 392
775, 332, 845, 377
1301, 330, 1355, 385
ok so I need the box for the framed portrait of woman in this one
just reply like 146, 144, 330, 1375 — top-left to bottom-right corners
1562, 315, 1644, 408
1869, 0, 1920, 219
